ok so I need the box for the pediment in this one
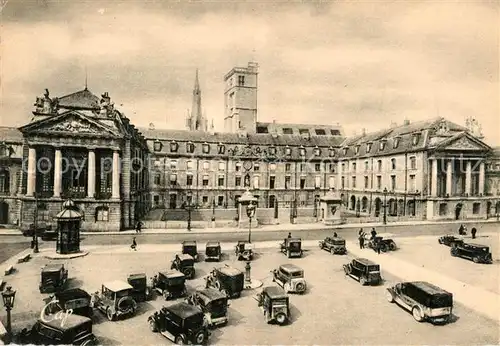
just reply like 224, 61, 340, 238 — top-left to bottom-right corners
441, 135, 489, 151
21, 112, 120, 138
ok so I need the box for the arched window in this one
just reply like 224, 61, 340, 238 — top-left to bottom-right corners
0, 168, 10, 194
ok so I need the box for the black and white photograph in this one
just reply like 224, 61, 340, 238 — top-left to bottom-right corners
0, 0, 498, 345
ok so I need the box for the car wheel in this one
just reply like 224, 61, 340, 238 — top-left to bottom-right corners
438, 239, 443, 244
360, 277, 367, 286
412, 307, 424, 322
275, 312, 287, 325
473, 256, 480, 263
295, 283, 305, 293
389, 242, 396, 251
318, 243, 323, 249
194, 330, 208, 345
380, 244, 388, 253
184, 268, 194, 279
175, 335, 187, 345
149, 319, 158, 332
106, 308, 115, 321
386, 290, 394, 303
450, 249, 458, 257
163, 290, 170, 300
330, 248, 335, 255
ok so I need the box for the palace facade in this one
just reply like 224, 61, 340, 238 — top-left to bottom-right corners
0, 61, 499, 231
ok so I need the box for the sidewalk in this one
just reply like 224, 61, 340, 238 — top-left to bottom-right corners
0, 219, 498, 236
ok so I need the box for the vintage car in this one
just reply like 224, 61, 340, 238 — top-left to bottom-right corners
365, 236, 397, 252
182, 241, 199, 261
41, 226, 58, 241
205, 241, 222, 262
318, 236, 347, 255
343, 258, 382, 285
39, 264, 68, 293
272, 264, 307, 294
171, 254, 196, 279
127, 273, 152, 302
28, 314, 98, 345
186, 288, 229, 327
438, 235, 464, 247
43, 288, 93, 317
450, 243, 493, 264
205, 266, 245, 298
256, 286, 290, 325
386, 281, 453, 323
152, 270, 188, 300
234, 240, 254, 261
148, 302, 211, 345
279, 238, 303, 258
92, 280, 137, 321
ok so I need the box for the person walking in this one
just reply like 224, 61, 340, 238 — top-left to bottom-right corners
135, 220, 143, 234
287, 232, 292, 239
359, 234, 365, 249
375, 239, 381, 254
131, 237, 137, 251
471, 227, 477, 239
458, 224, 466, 236
333, 232, 338, 238
371, 228, 377, 240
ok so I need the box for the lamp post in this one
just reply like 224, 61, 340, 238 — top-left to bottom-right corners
383, 188, 388, 225
239, 189, 257, 243
33, 193, 39, 253
184, 190, 195, 232
2, 286, 17, 344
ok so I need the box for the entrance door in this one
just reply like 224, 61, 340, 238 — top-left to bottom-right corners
269, 195, 276, 208
455, 203, 463, 220
169, 194, 177, 209
0, 201, 8, 224
374, 198, 381, 217
486, 201, 492, 218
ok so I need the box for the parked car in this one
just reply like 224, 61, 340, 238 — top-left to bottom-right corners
22, 223, 51, 238
272, 264, 307, 294
183, 241, 199, 261
171, 254, 196, 279
386, 281, 453, 323
41, 226, 58, 241
365, 236, 397, 252
186, 288, 229, 328
205, 266, 244, 298
343, 258, 382, 285
92, 280, 137, 321
152, 270, 188, 300
319, 236, 347, 255
450, 243, 493, 264
438, 235, 464, 247
127, 273, 152, 302
235, 241, 254, 261
148, 302, 211, 345
205, 241, 222, 262
39, 264, 68, 293
43, 288, 93, 317
28, 314, 98, 345
279, 238, 303, 258
256, 286, 290, 325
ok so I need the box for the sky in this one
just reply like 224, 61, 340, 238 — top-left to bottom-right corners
0, 0, 498, 144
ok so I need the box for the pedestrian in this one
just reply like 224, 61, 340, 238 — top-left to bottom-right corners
136, 220, 142, 234
359, 234, 365, 249
471, 227, 477, 239
371, 228, 377, 239
287, 232, 292, 239
375, 239, 381, 254
131, 237, 137, 251
333, 232, 338, 238
458, 224, 466, 236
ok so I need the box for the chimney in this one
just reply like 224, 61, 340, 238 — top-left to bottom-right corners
403, 119, 410, 126
361, 128, 366, 136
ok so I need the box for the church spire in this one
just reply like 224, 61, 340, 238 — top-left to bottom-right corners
188, 68, 206, 131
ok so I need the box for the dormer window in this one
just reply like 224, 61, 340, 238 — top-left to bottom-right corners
313, 146, 321, 156
354, 145, 360, 154
437, 120, 449, 134
366, 142, 372, 153
393, 137, 401, 149
342, 147, 348, 156
299, 146, 306, 157
153, 140, 162, 152
186, 142, 195, 154
412, 133, 421, 146
379, 140, 386, 151
269, 146, 277, 155
202, 143, 210, 154
328, 147, 336, 157
218, 143, 225, 154
285, 146, 292, 156
170, 141, 179, 153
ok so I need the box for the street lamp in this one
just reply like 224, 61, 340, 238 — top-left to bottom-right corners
383, 188, 388, 225
184, 190, 195, 232
239, 189, 257, 243
32, 193, 39, 253
2, 286, 17, 343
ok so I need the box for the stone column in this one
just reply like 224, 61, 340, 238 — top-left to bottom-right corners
112, 150, 120, 199
26, 147, 36, 196
337, 161, 343, 189
465, 161, 472, 195
430, 159, 438, 196
53, 148, 62, 197
87, 149, 96, 198
446, 160, 452, 196
478, 161, 485, 196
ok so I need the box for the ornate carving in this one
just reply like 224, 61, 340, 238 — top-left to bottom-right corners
99, 92, 115, 117
48, 118, 101, 135
0, 142, 14, 157
447, 137, 482, 150
34, 89, 59, 114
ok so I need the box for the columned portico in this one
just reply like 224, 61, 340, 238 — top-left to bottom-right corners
465, 161, 472, 195
478, 161, 485, 195
112, 150, 120, 199
430, 158, 438, 196
446, 160, 452, 196
87, 149, 96, 198
53, 148, 62, 197
26, 147, 36, 196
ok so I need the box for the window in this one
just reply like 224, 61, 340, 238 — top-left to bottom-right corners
186, 174, 193, 186
439, 203, 448, 216
473, 202, 480, 214
202, 196, 208, 204
342, 147, 348, 156
37, 203, 49, 221
218, 196, 224, 206
299, 146, 306, 156
187, 160, 194, 170
256, 126, 269, 133
377, 176, 382, 190
235, 176, 241, 186
299, 129, 309, 135
170, 141, 179, 152
285, 176, 291, 189
329, 176, 335, 188
269, 163, 277, 171
391, 175, 396, 191
352, 162, 356, 172
96, 207, 109, 222
315, 129, 326, 135
235, 162, 242, 172
315, 176, 321, 188
153, 140, 162, 152
377, 160, 382, 172
354, 145, 360, 154
253, 176, 260, 189
282, 128, 293, 135
393, 137, 401, 149
154, 173, 161, 185
203, 161, 210, 170
218, 162, 225, 171
328, 163, 335, 172
409, 174, 416, 192
285, 163, 291, 172
409, 156, 416, 170
218, 143, 225, 154
269, 146, 276, 155
300, 177, 306, 189
366, 143, 372, 153
352, 176, 356, 188
202, 175, 209, 186
170, 160, 178, 170
341, 176, 345, 189
218, 175, 224, 187
412, 133, 421, 145
0, 169, 9, 193
300, 163, 306, 172
285, 146, 292, 156
364, 161, 369, 171
254, 163, 260, 171
364, 176, 369, 189
238, 75, 245, 86
314, 147, 321, 156
202, 143, 210, 154
169, 174, 177, 185
391, 158, 396, 170
269, 176, 276, 189
329, 147, 336, 157
379, 140, 386, 151
186, 142, 195, 153
331, 129, 341, 135
315, 163, 321, 172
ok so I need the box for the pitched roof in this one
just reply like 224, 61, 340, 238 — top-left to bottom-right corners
0, 127, 23, 143
57, 88, 100, 110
